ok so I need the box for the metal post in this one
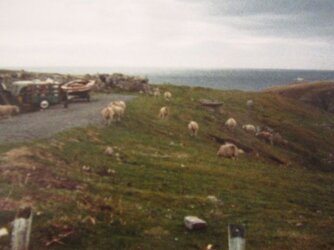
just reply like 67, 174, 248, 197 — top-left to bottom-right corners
228, 224, 245, 250
11, 207, 33, 250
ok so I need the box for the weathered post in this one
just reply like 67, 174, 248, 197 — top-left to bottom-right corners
228, 224, 245, 250
11, 207, 33, 250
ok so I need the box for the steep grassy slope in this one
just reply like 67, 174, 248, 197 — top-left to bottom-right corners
0, 85, 334, 250
264, 81, 334, 113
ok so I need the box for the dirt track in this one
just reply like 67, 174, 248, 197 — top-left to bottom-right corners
0, 94, 134, 144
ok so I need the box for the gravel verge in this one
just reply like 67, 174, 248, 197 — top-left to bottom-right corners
0, 94, 135, 144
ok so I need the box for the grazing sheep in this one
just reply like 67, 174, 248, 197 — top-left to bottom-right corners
153, 88, 161, 97
225, 118, 237, 130
104, 146, 114, 156
159, 106, 169, 119
242, 124, 256, 134
188, 121, 199, 136
217, 143, 244, 159
246, 100, 254, 109
101, 107, 114, 126
109, 104, 125, 121
256, 131, 274, 145
0, 105, 20, 118
164, 91, 172, 101
110, 100, 126, 111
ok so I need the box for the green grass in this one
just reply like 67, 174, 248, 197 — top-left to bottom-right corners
1, 84, 334, 250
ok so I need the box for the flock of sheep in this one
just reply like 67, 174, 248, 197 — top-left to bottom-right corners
1, 87, 286, 162
101, 87, 287, 160
221, 104, 288, 158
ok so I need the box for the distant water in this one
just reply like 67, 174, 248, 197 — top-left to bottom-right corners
7, 67, 334, 91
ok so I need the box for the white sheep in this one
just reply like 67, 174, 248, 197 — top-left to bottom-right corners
188, 121, 199, 136
0, 105, 20, 118
217, 143, 244, 159
110, 100, 126, 111
246, 99, 254, 109
153, 88, 161, 98
101, 107, 114, 126
242, 124, 256, 134
164, 91, 172, 101
225, 118, 237, 130
159, 106, 169, 119
109, 104, 125, 121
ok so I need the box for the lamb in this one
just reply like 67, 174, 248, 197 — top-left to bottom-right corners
188, 121, 199, 136
0, 105, 20, 118
217, 143, 244, 159
225, 118, 237, 130
242, 124, 256, 134
164, 91, 172, 101
159, 106, 169, 119
101, 107, 114, 126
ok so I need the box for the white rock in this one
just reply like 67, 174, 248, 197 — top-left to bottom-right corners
207, 195, 223, 205
206, 244, 213, 250
0, 227, 9, 238
82, 165, 91, 171
207, 195, 219, 203
184, 216, 207, 230
107, 169, 116, 175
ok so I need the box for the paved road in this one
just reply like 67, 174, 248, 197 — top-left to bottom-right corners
0, 94, 134, 144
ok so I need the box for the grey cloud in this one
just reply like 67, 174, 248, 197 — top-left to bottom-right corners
184, 0, 334, 40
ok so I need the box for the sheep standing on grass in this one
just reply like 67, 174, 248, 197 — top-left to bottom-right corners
225, 118, 237, 130
153, 88, 161, 98
110, 100, 126, 111
164, 91, 172, 101
242, 124, 256, 134
109, 105, 125, 121
188, 121, 199, 136
101, 107, 114, 126
108, 100, 126, 121
159, 106, 169, 119
217, 143, 244, 159
246, 100, 254, 109
0, 105, 20, 118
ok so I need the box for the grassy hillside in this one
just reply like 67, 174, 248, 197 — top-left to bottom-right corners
264, 81, 334, 96
1, 84, 334, 250
264, 81, 334, 114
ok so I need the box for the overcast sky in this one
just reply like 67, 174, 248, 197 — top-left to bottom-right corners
0, 0, 333, 70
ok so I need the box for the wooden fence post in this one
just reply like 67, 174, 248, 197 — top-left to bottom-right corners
11, 207, 33, 250
228, 224, 245, 250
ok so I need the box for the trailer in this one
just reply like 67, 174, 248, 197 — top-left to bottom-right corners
61, 79, 95, 102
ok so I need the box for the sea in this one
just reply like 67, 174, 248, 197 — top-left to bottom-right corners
7, 67, 334, 91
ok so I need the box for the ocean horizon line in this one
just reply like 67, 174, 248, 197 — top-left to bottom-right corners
1, 66, 334, 73
1, 66, 334, 91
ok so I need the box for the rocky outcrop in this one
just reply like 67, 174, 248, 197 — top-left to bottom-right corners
264, 81, 334, 113
0, 70, 76, 87
0, 70, 152, 94
98, 73, 151, 93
